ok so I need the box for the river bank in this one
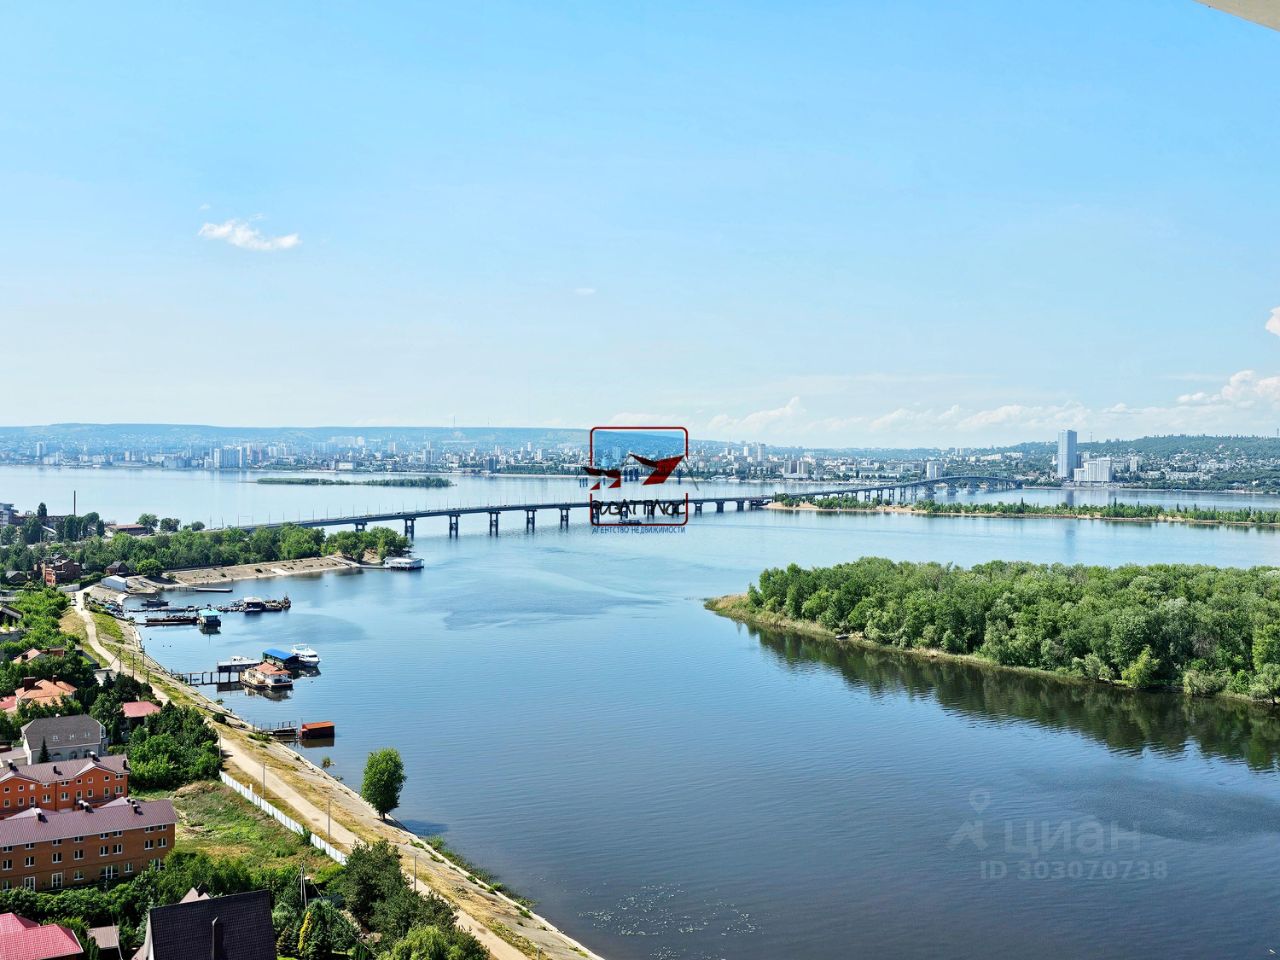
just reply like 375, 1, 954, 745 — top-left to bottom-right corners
705, 593, 1275, 710
765, 500, 1280, 529
165, 554, 365, 586
75, 592, 606, 960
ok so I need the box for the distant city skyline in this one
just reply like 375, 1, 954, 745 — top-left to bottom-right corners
3, 2, 1279, 444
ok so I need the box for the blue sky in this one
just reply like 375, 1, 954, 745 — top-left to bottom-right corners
2, 1, 1279, 445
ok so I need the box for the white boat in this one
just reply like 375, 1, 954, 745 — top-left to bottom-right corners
383, 556, 424, 570
290, 644, 321, 666
217, 654, 257, 671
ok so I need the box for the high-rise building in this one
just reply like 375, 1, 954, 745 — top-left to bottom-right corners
925, 460, 942, 480
1056, 430, 1078, 480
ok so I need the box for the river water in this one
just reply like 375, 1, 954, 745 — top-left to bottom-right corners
6, 467, 1280, 959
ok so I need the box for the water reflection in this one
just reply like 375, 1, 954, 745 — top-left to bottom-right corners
753, 627, 1280, 772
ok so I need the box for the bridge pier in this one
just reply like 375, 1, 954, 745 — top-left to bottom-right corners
526, 509, 536, 531
559, 507, 570, 527
448, 514, 459, 537
715, 501, 724, 513
488, 511, 500, 535
404, 518, 415, 538
736, 500, 745, 511
354, 520, 367, 532
694, 502, 702, 514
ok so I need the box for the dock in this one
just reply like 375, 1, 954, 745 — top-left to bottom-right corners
175, 668, 257, 686
144, 614, 198, 626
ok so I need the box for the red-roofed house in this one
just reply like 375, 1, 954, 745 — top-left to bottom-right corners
121, 701, 160, 721
0, 754, 130, 819
0, 797, 175, 890
0, 679, 77, 716
120, 701, 160, 731
0, 913, 83, 960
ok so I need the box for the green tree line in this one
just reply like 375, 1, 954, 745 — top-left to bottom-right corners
777, 495, 1280, 526
746, 558, 1280, 701
0, 524, 410, 577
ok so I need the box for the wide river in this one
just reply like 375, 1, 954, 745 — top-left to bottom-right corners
6, 467, 1280, 959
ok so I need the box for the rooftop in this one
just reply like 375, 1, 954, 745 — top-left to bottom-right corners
21, 714, 106, 743
0, 914, 82, 960
141, 889, 276, 960
0, 796, 174, 846
0, 753, 128, 785
121, 701, 161, 719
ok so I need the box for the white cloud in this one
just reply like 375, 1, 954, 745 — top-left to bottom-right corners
706, 397, 805, 435
1267, 306, 1280, 338
197, 218, 300, 252
573, 287, 597, 297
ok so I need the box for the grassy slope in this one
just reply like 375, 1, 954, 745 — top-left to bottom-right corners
146, 781, 317, 869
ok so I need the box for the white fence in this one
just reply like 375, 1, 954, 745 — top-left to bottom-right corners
219, 771, 348, 864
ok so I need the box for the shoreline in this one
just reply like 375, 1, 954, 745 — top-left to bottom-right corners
765, 501, 1280, 529
163, 554, 367, 586
76, 591, 606, 960
705, 593, 1269, 709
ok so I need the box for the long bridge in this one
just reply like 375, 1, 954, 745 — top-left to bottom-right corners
226, 475, 1021, 537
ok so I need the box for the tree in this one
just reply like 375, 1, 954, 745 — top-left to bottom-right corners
38, 739, 49, 763
1249, 664, 1280, 705
385, 926, 487, 960
296, 899, 356, 960
135, 558, 163, 578
361, 748, 405, 820
159, 518, 180, 533
1254, 623, 1280, 669
383, 926, 453, 960
338, 840, 402, 926
136, 514, 159, 534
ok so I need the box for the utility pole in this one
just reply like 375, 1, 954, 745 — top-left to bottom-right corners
261, 760, 266, 799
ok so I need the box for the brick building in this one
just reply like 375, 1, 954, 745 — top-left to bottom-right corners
0, 755, 130, 820
39, 558, 81, 587
0, 797, 175, 892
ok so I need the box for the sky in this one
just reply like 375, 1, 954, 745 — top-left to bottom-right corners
2, 1, 1279, 446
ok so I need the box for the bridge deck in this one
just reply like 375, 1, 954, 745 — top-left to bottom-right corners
221, 476, 1019, 532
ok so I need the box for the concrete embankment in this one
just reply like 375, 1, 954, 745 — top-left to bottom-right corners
166, 554, 364, 586
74, 590, 606, 960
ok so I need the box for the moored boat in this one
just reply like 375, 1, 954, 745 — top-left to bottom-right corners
290, 644, 321, 666
383, 556, 423, 570
217, 654, 257, 671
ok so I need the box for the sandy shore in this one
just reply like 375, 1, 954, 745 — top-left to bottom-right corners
167, 554, 364, 586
